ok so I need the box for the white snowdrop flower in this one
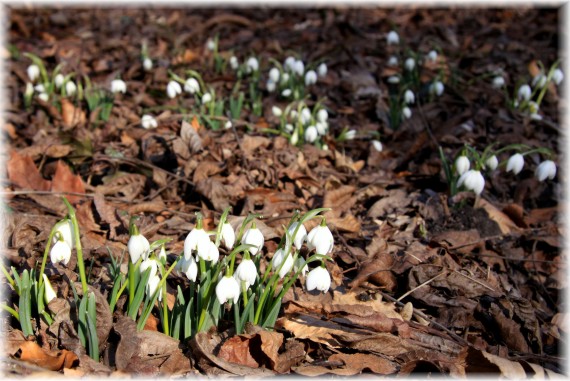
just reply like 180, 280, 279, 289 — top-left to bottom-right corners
431, 81, 444, 96
42, 274, 57, 303
535, 160, 557, 181
316, 121, 328, 135
402, 107, 412, 119
306, 266, 331, 293
225, 120, 232, 129
300, 107, 312, 125
234, 258, 257, 289
492, 76, 505, 89
284, 56, 296, 71
266, 80, 276, 92
455, 156, 470, 175
387, 56, 399, 67
293, 59, 305, 76
530, 113, 543, 121
184, 78, 200, 94
305, 70, 317, 86
146, 274, 162, 301
140, 258, 158, 279
506, 153, 525, 175
307, 223, 334, 255
53, 219, 74, 249
206, 38, 215, 51
221, 222, 236, 250
388, 76, 400, 84
246, 57, 259, 73
517, 84, 531, 101
404, 58, 415, 71
317, 63, 327, 77
285, 123, 294, 133
485, 155, 498, 171
27, 64, 40, 82
269, 67, 280, 83
241, 225, 264, 255
35, 84, 46, 93
158, 245, 167, 262
54, 74, 64, 88
216, 275, 240, 304
404, 89, 415, 104
201, 92, 212, 104
345, 129, 356, 140
305, 125, 318, 143
167, 81, 182, 99
281, 88, 292, 97
456, 170, 485, 195
322, 144, 329, 151
141, 114, 158, 129
552, 69, 564, 85
372, 140, 383, 152
184, 226, 210, 260
111, 79, 127, 94
317, 109, 328, 123
230, 56, 239, 70
386, 30, 400, 45
50, 239, 71, 266
143, 57, 153, 71
177, 255, 198, 282
271, 248, 294, 279
288, 222, 307, 249
38, 92, 49, 102
25, 82, 34, 97
197, 239, 219, 263
290, 129, 299, 145
528, 101, 542, 120
281, 72, 290, 84
427, 50, 438, 62
272, 106, 282, 117
65, 81, 77, 96
128, 231, 150, 264
532, 73, 547, 89
294, 257, 308, 277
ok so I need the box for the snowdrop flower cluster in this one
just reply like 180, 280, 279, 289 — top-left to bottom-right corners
457, 170, 485, 195
111, 79, 127, 94
274, 102, 330, 147
266, 57, 326, 100
141, 114, 158, 129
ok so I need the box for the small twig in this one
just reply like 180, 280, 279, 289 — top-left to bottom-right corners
397, 270, 447, 302
333, 226, 361, 266
452, 269, 496, 293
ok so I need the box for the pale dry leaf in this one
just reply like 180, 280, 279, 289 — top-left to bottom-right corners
180, 120, 203, 154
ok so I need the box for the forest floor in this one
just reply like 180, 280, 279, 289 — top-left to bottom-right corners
2, 6, 566, 378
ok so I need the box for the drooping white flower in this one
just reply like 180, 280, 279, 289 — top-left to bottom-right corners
140, 257, 158, 279
345, 129, 356, 140
230, 56, 239, 70
143, 57, 153, 71
177, 255, 198, 282
306, 266, 331, 293
266, 80, 276, 92
27, 64, 40, 82
307, 223, 334, 255
184, 78, 200, 94
111, 79, 127, 94
388, 76, 400, 84
35, 84, 46, 93
246, 57, 259, 73
42, 274, 57, 303
146, 274, 162, 301
272, 106, 282, 117
285, 123, 294, 133
404, 89, 415, 104
294, 257, 308, 277
293, 60, 305, 76
300, 107, 312, 125
269, 67, 280, 83
492, 76, 505, 89
206, 38, 216, 51
271, 248, 295, 279
317, 109, 328, 123
304, 70, 317, 86
427, 50, 438, 62
216, 275, 240, 304
402, 107, 412, 120
220, 222, 236, 250
386, 30, 400, 45
284, 56, 296, 71
184, 226, 210, 260
25, 82, 34, 98
225, 120, 233, 129
166, 80, 182, 99
455, 156, 470, 175
404, 58, 415, 71
506, 153, 524, 175
372, 140, 383, 152
128, 231, 150, 264
387, 56, 399, 67
456, 170, 485, 195
197, 239, 219, 263
38, 92, 49, 102
288, 222, 307, 249
141, 114, 158, 129
535, 160, 557, 181
316, 122, 328, 136
234, 258, 257, 289
201, 92, 212, 104
552, 69, 564, 85
50, 240, 72, 266
485, 155, 498, 171
54, 73, 64, 88
430, 81, 444, 96
281, 72, 290, 84
528, 101, 542, 120
241, 225, 264, 255
290, 110, 298, 120
65, 81, 77, 96
317, 63, 327, 77
517, 84, 531, 101
305, 125, 318, 143
281, 88, 292, 97
53, 219, 74, 249
532, 73, 547, 89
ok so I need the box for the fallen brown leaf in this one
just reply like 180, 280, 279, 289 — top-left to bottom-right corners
15, 341, 79, 371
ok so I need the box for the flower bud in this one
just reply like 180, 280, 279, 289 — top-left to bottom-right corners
485, 155, 498, 171
404, 89, 415, 104
455, 156, 470, 175
517, 84, 531, 101
246, 57, 259, 73
221, 222, 236, 250
492, 76, 505, 89
293, 60, 305, 76
506, 153, 524, 175
402, 107, 412, 119
197, 239, 219, 263
305, 126, 318, 143
281, 88, 292, 97
230, 56, 239, 70
287, 221, 307, 249
27, 64, 40, 82
404, 58, 415, 71
387, 56, 398, 67
269, 67, 280, 83
304, 70, 317, 86
128, 231, 150, 264
317, 109, 328, 123
143, 57, 153, 71
65, 81, 77, 97
146, 274, 162, 301
372, 140, 383, 152
430, 81, 444, 96
272, 106, 282, 117
386, 30, 399, 45
54, 73, 64, 88
140, 257, 158, 279
42, 274, 57, 303
427, 50, 438, 62
317, 63, 327, 77
552, 69, 564, 85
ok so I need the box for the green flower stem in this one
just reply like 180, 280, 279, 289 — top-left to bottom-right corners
62, 198, 88, 294
1, 303, 20, 321
128, 260, 136, 310
0, 262, 15, 290
38, 223, 61, 290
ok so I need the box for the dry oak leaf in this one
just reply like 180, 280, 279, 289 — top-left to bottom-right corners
14, 341, 79, 371
180, 119, 203, 154
50, 160, 86, 204
61, 97, 86, 128
7, 150, 51, 191
217, 335, 260, 368
329, 353, 397, 375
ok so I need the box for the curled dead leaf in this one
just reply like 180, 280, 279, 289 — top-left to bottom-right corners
15, 341, 79, 371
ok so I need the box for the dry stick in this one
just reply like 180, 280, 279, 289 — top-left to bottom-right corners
396, 270, 447, 302
452, 269, 496, 293
333, 226, 361, 266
